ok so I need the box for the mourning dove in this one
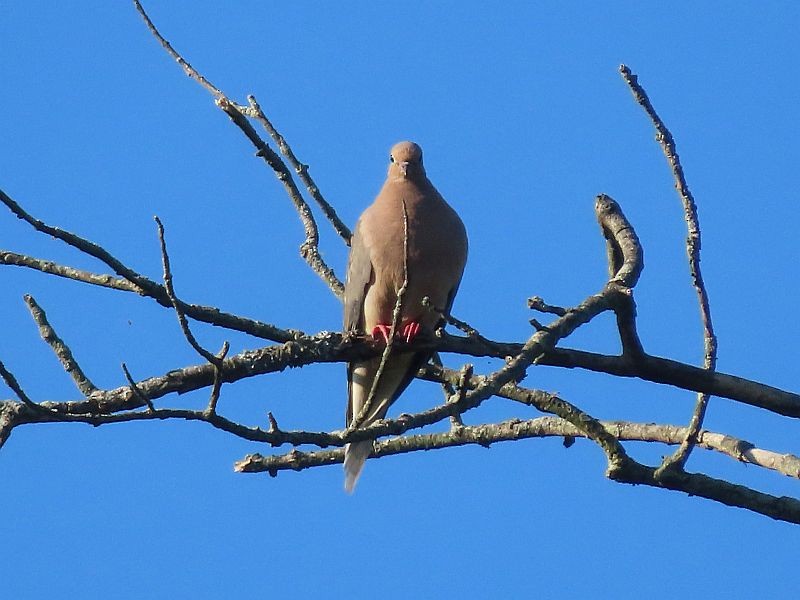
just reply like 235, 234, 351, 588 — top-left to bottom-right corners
343, 141, 468, 492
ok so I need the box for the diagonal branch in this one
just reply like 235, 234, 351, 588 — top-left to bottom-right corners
0, 198, 299, 343
0, 360, 54, 415
132, 0, 222, 97
610, 460, 800, 525
216, 97, 344, 297
1, 188, 157, 295
24, 294, 98, 397
245, 95, 352, 243
133, 0, 344, 298
155, 216, 222, 365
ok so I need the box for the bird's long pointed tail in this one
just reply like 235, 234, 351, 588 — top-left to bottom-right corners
343, 441, 373, 493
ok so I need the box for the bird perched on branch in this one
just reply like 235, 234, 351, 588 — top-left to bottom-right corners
343, 141, 468, 492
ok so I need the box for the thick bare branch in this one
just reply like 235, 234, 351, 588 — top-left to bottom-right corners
235, 416, 800, 480
0, 402, 15, 449
594, 193, 645, 358
235, 415, 800, 524
610, 461, 800, 525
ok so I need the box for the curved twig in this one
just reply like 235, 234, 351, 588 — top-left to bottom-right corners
620, 65, 718, 472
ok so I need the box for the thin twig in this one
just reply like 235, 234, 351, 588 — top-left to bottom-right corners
154, 217, 231, 414
620, 65, 718, 472
122, 363, 155, 412
132, 1, 344, 298
133, 0, 222, 96
0, 246, 299, 343
246, 95, 352, 243
24, 294, 98, 397
206, 341, 230, 415
422, 296, 499, 350
0, 359, 55, 414
155, 216, 220, 365
350, 199, 409, 430
527, 296, 567, 316
430, 352, 456, 398
216, 97, 344, 298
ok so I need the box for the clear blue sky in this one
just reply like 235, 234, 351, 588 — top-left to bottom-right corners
2, 2, 799, 598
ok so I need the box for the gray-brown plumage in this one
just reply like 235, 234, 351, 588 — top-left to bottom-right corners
343, 141, 468, 492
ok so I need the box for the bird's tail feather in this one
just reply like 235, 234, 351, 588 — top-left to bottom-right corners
344, 441, 373, 493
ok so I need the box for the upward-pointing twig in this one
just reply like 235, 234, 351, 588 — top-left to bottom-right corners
350, 199, 410, 431
620, 65, 718, 473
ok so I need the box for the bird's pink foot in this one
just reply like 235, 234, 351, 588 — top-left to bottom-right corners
371, 324, 393, 343
401, 320, 421, 343
371, 321, 422, 344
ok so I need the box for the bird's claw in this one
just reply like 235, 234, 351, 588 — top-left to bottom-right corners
401, 320, 421, 343
371, 324, 393, 343
371, 320, 422, 344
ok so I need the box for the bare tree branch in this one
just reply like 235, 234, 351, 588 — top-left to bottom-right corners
121, 363, 155, 412
620, 65, 719, 472
610, 461, 800, 525
0, 7, 795, 525
216, 96, 345, 298
0, 360, 53, 415
132, 0, 222, 97
0, 191, 299, 343
245, 95, 352, 243
24, 294, 98, 397
133, 0, 344, 298
235, 416, 800, 480
235, 415, 800, 525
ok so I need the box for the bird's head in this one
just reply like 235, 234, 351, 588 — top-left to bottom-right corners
388, 141, 425, 180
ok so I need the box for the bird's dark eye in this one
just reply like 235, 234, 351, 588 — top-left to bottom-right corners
389, 155, 394, 163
